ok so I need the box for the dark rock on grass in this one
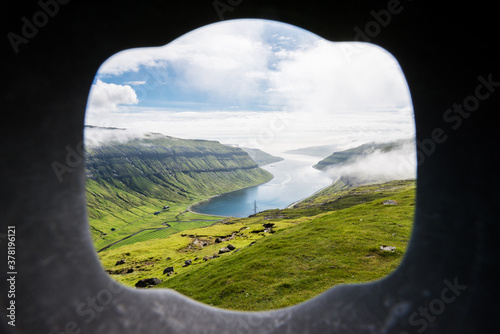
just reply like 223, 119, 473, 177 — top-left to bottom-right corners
215, 237, 222, 243
135, 278, 162, 288
126, 268, 134, 273
263, 223, 275, 228
183, 259, 192, 267
163, 266, 174, 274
219, 245, 236, 254
219, 247, 230, 254
115, 259, 125, 265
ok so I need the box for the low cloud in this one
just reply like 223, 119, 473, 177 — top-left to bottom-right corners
83, 107, 415, 155
84, 127, 147, 148
324, 139, 417, 184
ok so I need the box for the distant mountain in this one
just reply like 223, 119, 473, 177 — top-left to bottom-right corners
240, 148, 283, 166
284, 144, 337, 158
313, 139, 413, 171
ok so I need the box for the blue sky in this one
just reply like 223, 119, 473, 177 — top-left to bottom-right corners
85, 19, 414, 153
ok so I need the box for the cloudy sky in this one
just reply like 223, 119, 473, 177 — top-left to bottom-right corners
85, 19, 414, 154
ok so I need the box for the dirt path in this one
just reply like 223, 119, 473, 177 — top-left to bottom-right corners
175, 210, 188, 221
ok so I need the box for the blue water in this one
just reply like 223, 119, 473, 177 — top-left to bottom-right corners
191, 154, 335, 217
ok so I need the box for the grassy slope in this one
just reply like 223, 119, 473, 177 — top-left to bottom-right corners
89, 167, 272, 251
99, 179, 416, 311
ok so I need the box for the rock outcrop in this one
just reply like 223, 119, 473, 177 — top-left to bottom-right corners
135, 278, 162, 288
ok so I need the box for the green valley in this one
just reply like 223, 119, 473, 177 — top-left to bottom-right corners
85, 132, 275, 251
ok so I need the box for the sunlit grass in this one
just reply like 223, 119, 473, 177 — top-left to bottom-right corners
100, 179, 415, 310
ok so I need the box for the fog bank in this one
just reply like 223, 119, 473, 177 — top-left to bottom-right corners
324, 139, 416, 184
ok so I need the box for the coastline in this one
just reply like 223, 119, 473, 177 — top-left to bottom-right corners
188, 174, 275, 217
189, 157, 337, 217
285, 175, 341, 209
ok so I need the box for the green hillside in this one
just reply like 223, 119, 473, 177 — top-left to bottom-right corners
85, 133, 273, 250
98, 179, 416, 311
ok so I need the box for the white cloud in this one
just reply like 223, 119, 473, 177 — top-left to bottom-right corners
169, 20, 274, 102
87, 80, 138, 113
269, 40, 412, 114
124, 81, 147, 85
93, 20, 411, 114
97, 20, 272, 102
86, 20, 415, 154
324, 140, 417, 183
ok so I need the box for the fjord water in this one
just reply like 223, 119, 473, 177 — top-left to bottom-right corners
191, 154, 336, 217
